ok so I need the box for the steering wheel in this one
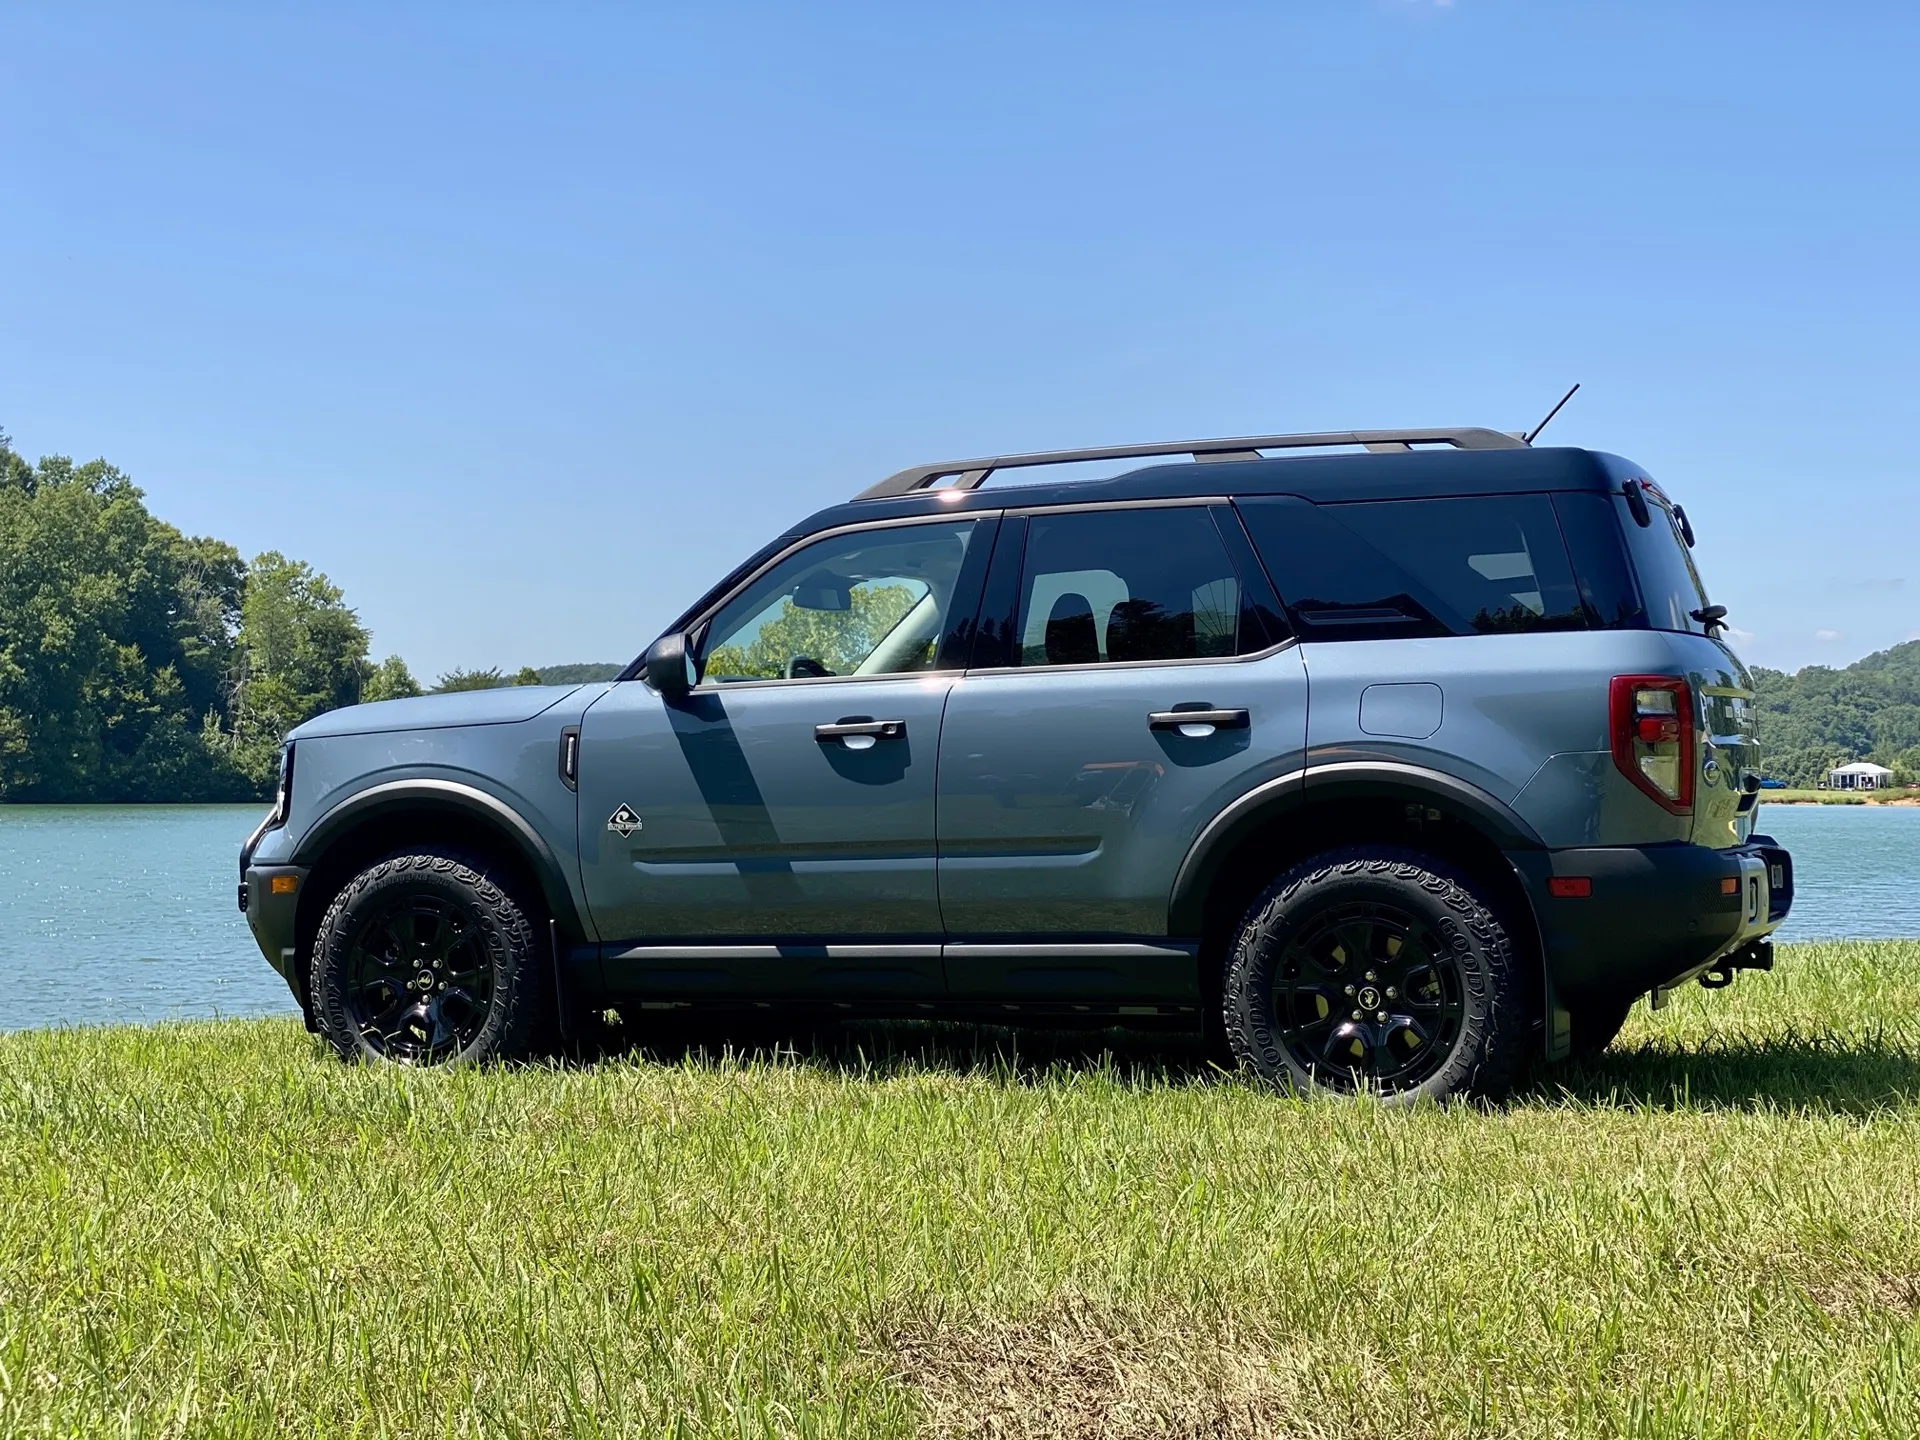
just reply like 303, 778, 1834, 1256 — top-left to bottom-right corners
785, 655, 832, 679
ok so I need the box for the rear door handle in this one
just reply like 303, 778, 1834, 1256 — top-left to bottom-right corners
1148, 708, 1249, 734
815, 718, 907, 748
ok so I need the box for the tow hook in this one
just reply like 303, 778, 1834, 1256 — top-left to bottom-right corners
1699, 939, 1775, 990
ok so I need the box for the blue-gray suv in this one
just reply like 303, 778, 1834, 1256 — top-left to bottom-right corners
240, 425, 1794, 1102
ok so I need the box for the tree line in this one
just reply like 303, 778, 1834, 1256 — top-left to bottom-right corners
0, 430, 616, 803
1752, 643, 1920, 787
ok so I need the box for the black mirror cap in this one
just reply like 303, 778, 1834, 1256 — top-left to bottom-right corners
642, 633, 698, 699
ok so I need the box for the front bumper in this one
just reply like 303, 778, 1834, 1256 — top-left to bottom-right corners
1514, 836, 1794, 1011
241, 863, 310, 994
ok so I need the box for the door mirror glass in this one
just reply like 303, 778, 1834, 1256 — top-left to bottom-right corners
642, 632, 697, 699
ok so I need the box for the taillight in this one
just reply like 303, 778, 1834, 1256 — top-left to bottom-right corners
1609, 676, 1694, 814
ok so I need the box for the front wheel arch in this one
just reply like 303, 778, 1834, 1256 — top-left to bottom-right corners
291, 794, 582, 1015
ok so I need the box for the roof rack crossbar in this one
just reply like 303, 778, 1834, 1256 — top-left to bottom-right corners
853, 427, 1529, 501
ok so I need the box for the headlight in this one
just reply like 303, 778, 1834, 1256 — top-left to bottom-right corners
273, 742, 296, 826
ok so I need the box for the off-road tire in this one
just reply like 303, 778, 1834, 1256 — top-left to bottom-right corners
1221, 845, 1531, 1104
310, 848, 560, 1066
1565, 999, 1635, 1060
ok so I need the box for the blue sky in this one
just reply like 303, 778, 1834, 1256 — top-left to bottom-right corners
4, 2, 1916, 679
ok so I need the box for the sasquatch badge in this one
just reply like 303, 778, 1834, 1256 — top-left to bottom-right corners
606, 803, 642, 837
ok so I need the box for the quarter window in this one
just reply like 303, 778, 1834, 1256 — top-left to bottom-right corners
698, 520, 980, 682
1013, 507, 1257, 666
1238, 494, 1588, 640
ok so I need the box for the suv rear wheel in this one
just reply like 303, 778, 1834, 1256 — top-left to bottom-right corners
1222, 846, 1530, 1104
310, 849, 559, 1066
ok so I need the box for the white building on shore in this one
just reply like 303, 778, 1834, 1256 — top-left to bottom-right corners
1827, 760, 1896, 791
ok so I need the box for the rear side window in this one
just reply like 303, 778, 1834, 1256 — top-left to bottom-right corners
1013, 506, 1264, 666
1237, 494, 1588, 641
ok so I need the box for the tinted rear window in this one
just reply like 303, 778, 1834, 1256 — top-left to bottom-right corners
1612, 491, 1710, 634
1237, 494, 1589, 641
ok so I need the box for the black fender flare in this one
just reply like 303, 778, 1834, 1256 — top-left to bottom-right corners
1167, 760, 1546, 936
290, 778, 585, 939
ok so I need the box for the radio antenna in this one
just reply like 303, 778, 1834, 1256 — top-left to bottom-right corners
1524, 383, 1580, 444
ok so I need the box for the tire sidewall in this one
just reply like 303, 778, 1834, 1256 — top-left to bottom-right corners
1224, 849, 1515, 1105
310, 852, 536, 1066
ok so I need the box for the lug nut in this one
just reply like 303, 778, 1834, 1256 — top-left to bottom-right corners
1352, 1009, 1363, 1021
1364, 970, 1377, 982
1345, 985, 1356, 996
1386, 987, 1397, 999
1376, 1011, 1388, 1022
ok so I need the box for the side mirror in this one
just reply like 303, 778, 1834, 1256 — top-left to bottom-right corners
642, 632, 698, 700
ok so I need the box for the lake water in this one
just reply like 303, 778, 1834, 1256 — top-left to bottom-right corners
0, 802, 1915, 1033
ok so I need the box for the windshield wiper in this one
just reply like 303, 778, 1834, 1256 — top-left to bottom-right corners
1691, 603, 1728, 631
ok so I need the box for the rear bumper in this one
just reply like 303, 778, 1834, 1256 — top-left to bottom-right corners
1513, 837, 1793, 1011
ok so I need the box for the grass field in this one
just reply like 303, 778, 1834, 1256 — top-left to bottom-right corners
6, 942, 1920, 1438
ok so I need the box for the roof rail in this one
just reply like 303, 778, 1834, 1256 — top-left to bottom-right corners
854, 426, 1528, 502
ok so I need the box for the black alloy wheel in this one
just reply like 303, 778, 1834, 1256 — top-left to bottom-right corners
342, 893, 495, 1063
1270, 900, 1465, 1092
310, 849, 560, 1066
1222, 845, 1530, 1104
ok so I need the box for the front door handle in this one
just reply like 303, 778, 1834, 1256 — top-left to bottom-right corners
1148, 708, 1249, 735
815, 718, 907, 749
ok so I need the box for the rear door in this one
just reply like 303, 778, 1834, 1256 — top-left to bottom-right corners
935, 501, 1308, 999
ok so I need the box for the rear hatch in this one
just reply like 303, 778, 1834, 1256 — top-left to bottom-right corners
1609, 479, 1760, 848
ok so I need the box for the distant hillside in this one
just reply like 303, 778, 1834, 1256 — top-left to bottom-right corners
535, 663, 624, 685
1753, 640, 1920, 786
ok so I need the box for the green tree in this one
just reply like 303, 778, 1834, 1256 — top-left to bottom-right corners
513, 666, 542, 686
434, 666, 507, 692
703, 585, 922, 680
0, 433, 252, 801
363, 655, 423, 703
229, 552, 372, 787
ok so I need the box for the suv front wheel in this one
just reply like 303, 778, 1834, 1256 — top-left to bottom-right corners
1222, 846, 1530, 1104
310, 849, 559, 1066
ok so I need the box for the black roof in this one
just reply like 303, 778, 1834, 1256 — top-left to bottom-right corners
790, 445, 1631, 540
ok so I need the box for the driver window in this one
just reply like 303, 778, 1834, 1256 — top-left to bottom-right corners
698, 519, 980, 683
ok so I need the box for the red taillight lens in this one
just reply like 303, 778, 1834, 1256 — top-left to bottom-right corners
1610, 675, 1694, 815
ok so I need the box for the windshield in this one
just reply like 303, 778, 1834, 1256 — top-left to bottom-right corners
1612, 486, 1709, 635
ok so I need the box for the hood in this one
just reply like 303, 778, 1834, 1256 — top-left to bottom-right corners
288, 684, 587, 740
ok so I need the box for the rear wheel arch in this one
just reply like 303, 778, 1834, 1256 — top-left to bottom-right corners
1175, 767, 1549, 1039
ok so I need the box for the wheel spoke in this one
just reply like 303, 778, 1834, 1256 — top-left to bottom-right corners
1332, 920, 1377, 972
1277, 985, 1339, 1037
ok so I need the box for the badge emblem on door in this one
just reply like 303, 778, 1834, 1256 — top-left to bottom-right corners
606, 804, 642, 837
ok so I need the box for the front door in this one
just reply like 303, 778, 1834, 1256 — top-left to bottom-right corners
936, 503, 1309, 999
577, 514, 993, 997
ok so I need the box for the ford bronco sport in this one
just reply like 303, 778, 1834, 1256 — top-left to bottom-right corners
240, 425, 1794, 1102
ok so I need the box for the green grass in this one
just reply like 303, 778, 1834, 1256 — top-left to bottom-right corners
7, 942, 1920, 1438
